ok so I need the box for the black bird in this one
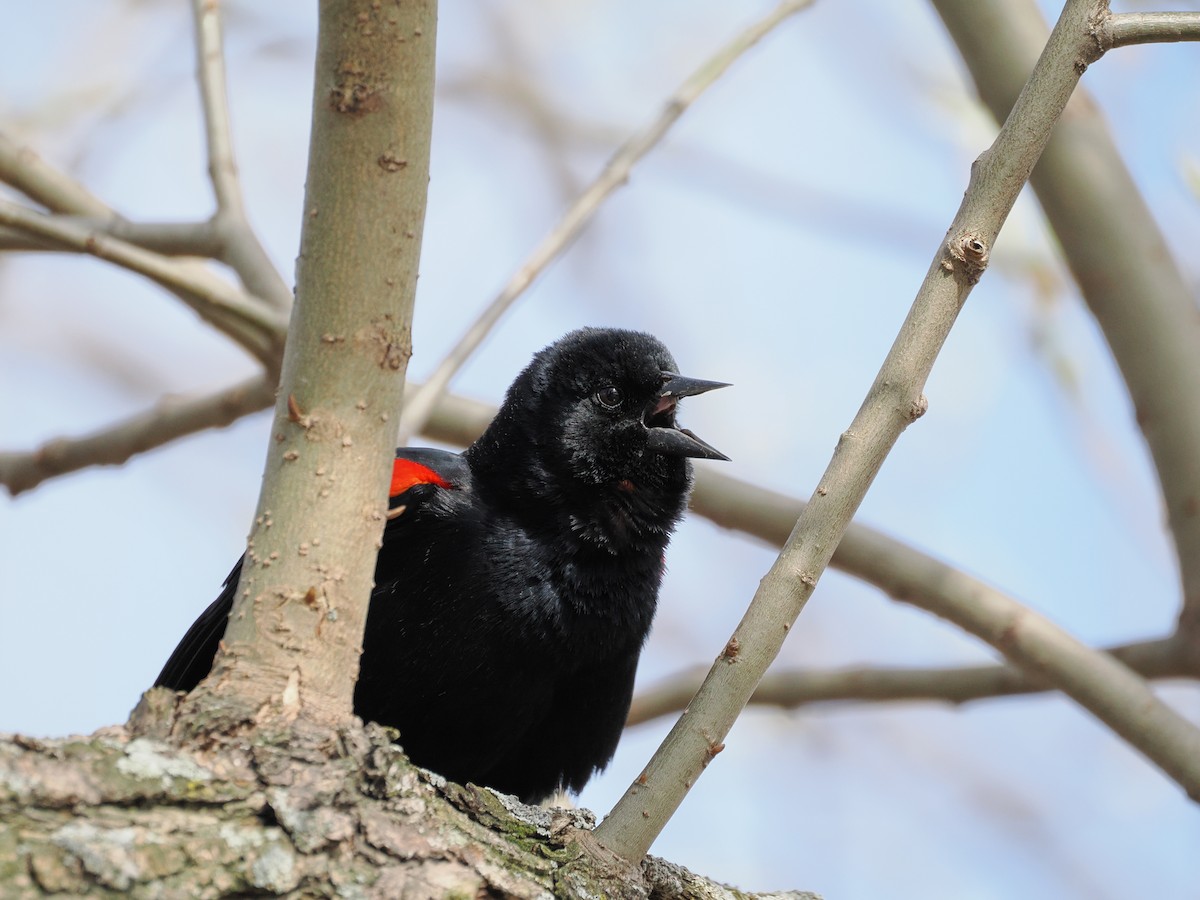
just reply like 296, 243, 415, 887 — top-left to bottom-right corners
155, 327, 728, 802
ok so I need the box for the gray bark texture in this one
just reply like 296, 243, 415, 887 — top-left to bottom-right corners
0, 695, 818, 899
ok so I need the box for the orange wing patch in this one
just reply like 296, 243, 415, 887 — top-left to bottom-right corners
390, 458, 452, 497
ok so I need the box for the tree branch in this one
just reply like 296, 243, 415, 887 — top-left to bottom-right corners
627, 638, 1189, 726
1097, 12, 1200, 50
394, 0, 816, 445
180, 0, 438, 733
0, 200, 286, 366
0, 375, 276, 497
0, 218, 222, 255
0, 380, 492, 498
0, 132, 113, 218
193, 0, 242, 219
190, 0, 293, 312
931, 0, 1200, 678
0, 133, 224, 257
594, 0, 1200, 863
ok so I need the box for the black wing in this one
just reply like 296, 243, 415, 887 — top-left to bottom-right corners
153, 446, 467, 693
154, 558, 240, 691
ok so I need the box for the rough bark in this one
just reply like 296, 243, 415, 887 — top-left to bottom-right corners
0, 708, 818, 899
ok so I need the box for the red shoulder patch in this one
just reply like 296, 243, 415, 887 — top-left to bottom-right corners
390, 458, 452, 497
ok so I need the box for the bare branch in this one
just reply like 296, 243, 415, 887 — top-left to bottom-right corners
394, 0, 816, 445
0, 132, 113, 217
0, 375, 275, 496
594, 0, 1200, 862
932, 0, 1200, 675
689, 467, 1200, 785
192, 0, 243, 218
390, 398, 1200, 722
0, 380, 490, 497
1097, 11, 1200, 50
0, 218, 221, 255
628, 638, 1189, 726
0, 200, 286, 365
190, 0, 292, 312
0, 135, 224, 256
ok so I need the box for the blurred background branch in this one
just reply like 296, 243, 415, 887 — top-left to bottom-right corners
932, 0, 1200, 680
395, 0, 816, 446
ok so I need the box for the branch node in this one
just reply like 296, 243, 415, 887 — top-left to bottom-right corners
719, 637, 741, 663
907, 394, 929, 422
947, 231, 990, 285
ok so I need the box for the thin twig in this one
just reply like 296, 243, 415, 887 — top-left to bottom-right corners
0, 200, 286, 365
193, 0, 243, 217
394, 0, 815, 445
627, 639, 1188, 726
0, 374, 275, 496
593, 0, 1200, 863
190, 0, 293, 311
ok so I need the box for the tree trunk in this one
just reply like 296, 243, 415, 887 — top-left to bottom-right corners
0, 703, 819, 899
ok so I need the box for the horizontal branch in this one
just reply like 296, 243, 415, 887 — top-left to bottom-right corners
627, 637, 1189, 726
18, 379, 1192, 745
688, 469, 1200, 804
1097, 12, 1200, 50
421, 397, 1200, 734
14, 373, 1196, 747
0, 218, 222, 255
0, 374, 276, 496
0, 131, 290, 312
0, 380, 494, 497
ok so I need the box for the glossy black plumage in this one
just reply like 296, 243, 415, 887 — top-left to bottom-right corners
155, 328, 727, 802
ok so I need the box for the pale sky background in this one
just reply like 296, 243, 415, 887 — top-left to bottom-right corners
2, 2, 1199, 898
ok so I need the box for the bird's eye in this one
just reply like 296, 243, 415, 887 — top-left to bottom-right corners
595, 385, 623, 409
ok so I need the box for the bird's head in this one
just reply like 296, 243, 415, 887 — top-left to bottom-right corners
470, 328, 728, 545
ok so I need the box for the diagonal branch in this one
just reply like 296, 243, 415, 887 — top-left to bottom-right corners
594, 0, 1200, 863
415, 396, 1200, 729
931, 0, 1200, 679
394, 0, 816, 445
0, 375, 276, 496
0, 381, 490, 498
627, 637, 1190, 726
0, 200, 286, 365
0, 128, 287, 361
0, 132, 113, 218
688, 466, 1200, 784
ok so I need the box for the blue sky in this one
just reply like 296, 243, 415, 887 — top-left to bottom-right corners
2, 2, 1198, 897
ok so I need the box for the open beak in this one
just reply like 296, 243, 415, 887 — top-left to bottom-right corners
644, 373, 731, 461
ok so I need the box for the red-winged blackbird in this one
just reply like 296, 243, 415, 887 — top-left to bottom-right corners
155, 328, 728, 802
